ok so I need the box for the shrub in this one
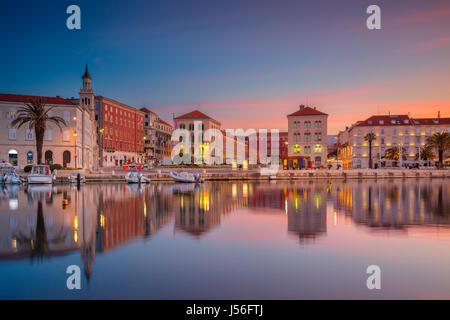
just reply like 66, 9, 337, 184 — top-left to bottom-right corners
24, 165, 32, 173
50, 164, 62, 171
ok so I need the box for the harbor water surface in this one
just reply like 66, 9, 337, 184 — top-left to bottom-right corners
0, 179, 449, 299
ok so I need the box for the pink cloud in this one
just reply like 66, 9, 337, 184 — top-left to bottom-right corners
388, 6, 450, 26
395, 36, 450, 55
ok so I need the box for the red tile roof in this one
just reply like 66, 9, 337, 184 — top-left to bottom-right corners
411, 117, 450, 125
355, 115, 450, 127
288, 106, 327, 117
139, 107, 152, 113
0, 93, 75, 105
175, 110, 220, 124
158, 119, 173, 128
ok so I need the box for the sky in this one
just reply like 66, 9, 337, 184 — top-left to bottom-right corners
0, 0, 449, 134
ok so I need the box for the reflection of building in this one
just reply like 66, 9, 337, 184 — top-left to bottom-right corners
248, 184, 327, 241
0, 90, 97, 169
335, 181, 450, 229
286, 105, 328, 169
337, 114, 450, 169
173, 183, 246, 236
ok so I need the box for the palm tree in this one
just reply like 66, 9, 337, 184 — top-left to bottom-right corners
384, 146, 407, 165
415, 145, 436, 161
11, 98, 66, 164
425, 132, 450, 168
364, 132, 376, 168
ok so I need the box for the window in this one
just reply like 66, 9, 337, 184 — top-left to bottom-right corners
304, 132, 311, 143
25, 129, 34, 140
189, 123, 194, 130
314, 145, 322, 153
304, 121, 311, 128
6, 110, 16, 119
304, 146, 311, 154
63, 111, 70, 122
315, 120, 322, 128
293, 144, 301, 153
8, 128, 16, 140
315, 132, 322, 142
45, 130, 53, 141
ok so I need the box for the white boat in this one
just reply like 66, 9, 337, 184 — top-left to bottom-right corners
169, 171, 204, 183
125, 170, 151, 183
68, 173, 86, 183
2, 171, 23, 184
27, 165, 55, 184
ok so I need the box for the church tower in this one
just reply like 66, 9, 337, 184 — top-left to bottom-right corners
79, 63, 95, 115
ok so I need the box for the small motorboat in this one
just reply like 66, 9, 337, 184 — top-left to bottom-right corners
68, 173, 86, 183
27, 165, 55, 184
2, 171, 23, 184
169, 171, 204, 183
125, 170, 151, 183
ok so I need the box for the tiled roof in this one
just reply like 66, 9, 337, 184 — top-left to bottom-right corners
288, 106, 327, 117
355, 115, 450, 126
0, 93, 75, 105
175, 110, 220, 124
411, 117, 450, 125
158, 119, 173, 127
139, 107, 152, 113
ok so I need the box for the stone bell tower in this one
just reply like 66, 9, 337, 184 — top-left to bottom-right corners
79, 63, 95, 115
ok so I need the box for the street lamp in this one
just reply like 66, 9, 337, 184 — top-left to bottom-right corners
73, 131, 78, 168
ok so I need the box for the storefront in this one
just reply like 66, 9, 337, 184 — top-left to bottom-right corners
282, 156, 311, 170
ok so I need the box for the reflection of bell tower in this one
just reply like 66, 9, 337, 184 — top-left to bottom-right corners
79, 63, 94, 115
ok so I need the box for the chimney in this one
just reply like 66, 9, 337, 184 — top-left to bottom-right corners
299, 104, 305, 110
314, 106, 316, 110
438, 111, 440, 119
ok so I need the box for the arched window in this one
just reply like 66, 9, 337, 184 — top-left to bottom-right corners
8, 150, 18, 166
63, 151, 71, 167
27, 151, 33, 164
45, 150, 53, 165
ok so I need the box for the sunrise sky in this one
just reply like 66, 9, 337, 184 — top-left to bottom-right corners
1, 0, 449, 133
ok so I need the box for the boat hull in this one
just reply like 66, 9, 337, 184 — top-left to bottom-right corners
27, 175, 54, 184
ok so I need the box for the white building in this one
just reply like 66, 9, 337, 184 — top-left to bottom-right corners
0, 67, 97, 169
338, 114, 450, 169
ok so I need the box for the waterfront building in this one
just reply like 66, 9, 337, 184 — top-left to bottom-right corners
140, 107, 173, 163
286, 105, 328, 169
173, 110, 222, 163
337, 114, 450, 169
0, 92, 96, 169
247, 131, 288, 164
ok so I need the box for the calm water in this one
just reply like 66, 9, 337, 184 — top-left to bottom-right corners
0, 179, 449, 299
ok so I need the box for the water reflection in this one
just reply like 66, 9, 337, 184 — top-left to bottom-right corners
0, 179, 449, 281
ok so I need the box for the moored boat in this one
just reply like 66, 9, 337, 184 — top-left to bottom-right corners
27, 165, 55, 184
125, 170, 151, 183
169, 171, 204, 183
2, 171, 23, 184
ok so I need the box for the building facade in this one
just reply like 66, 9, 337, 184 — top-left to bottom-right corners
338, 114, 450, 169
173, 110, 222, 163
0, 93, 96, 169
140, 107, 173, 163
286, 105, 328, 169
94, 96, 146, 167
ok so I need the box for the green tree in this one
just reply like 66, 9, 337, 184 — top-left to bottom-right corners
10, 98, 66, 164
425, 132, 450, 168
364, 132, 377, 168
384, 146, 407, 163
415, 145, 436, 161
